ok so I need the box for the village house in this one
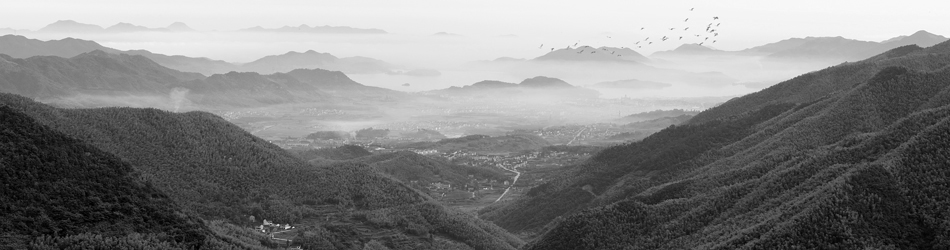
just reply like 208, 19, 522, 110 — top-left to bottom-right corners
432, 182, 452, 190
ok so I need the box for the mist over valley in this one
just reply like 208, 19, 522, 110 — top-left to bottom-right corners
2, 1, 950, 249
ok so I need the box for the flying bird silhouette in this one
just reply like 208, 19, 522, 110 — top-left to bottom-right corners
539, 44, 543, 48
690, 7, 694, 11
685, 18, 689, 22
713, 17, 719, 20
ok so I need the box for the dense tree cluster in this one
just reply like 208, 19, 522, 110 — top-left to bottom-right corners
0, 105, 210, 248
398, 129, 446, 141
488, 40, 950, 249
356, 128, 390, 139
0, 93, 522, 250
305, 131, 351, 141
352, 151, 511, 187
292, 144, 373, 162
483, 103, 795, 233
399, 134, 550, 153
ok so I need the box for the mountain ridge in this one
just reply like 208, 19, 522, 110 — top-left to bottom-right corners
484, 36, 950, 250
0, 93, 524, 250
0, 50, 403, 107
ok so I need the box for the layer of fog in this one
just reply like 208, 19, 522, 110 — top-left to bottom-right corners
17, 32, 834, 96
39, 89, 195, 112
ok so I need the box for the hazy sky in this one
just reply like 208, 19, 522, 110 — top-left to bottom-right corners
4, 0, 949, 52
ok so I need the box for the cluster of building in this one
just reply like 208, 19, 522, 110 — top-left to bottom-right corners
255, 219, 293, 233
448, 151, 536, 171
409, 149, 438, 155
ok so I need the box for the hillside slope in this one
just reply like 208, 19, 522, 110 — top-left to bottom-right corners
691, 41, 950, 124
485, 41, 950, 249
0, 52, 402, 108
0, 105, 213, 249
0, 93, 522, 250
0, 50, 203, 98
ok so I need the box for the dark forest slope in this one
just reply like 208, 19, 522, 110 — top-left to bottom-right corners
0, 105, 212, 249
0, 94, 522, 250
691, 42, 950, 124
484, 40, 950, 249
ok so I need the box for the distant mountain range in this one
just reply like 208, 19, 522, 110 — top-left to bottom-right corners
35, 20, 194, 33
517, 31, 946, 65
650, 43, 726, 57
240, 50, 397, 75
0, 35, 417, 76
534, 46, 651, 64
240, 24, 387, 34
7, 20, 387, 34
432, 76, 601, 99
0, 50, 402, 107
651, 30, 949, 63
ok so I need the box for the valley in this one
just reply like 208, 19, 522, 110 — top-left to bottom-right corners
2, 4, 950, 249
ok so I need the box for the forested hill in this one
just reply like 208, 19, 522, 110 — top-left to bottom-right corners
690, 41, 950, 124
484, 40, 950, 249
0, 52, 404, 108
293, 144, 374, 163
0, 105, 212, 248
0, 50, 203, 98
352, 151, 512, 187
0, 93, 523, 250
400, 134, 551, 154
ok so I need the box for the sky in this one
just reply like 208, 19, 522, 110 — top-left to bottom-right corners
3, 0, 949, 52
2, 0, 949, 94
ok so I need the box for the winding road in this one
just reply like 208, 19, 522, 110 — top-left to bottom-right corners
494, 162, 524, 203
566, 126, 588, 145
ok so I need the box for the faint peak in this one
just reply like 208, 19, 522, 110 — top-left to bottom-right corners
433, 32, 463, 37
39, 20, 104, 33
167, 22, 195, 32
882, 30, 948, 47
674, 43, 716, 51
519, 76, 572, 88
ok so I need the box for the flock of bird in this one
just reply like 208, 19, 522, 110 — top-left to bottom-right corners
537, 7, 724, 56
